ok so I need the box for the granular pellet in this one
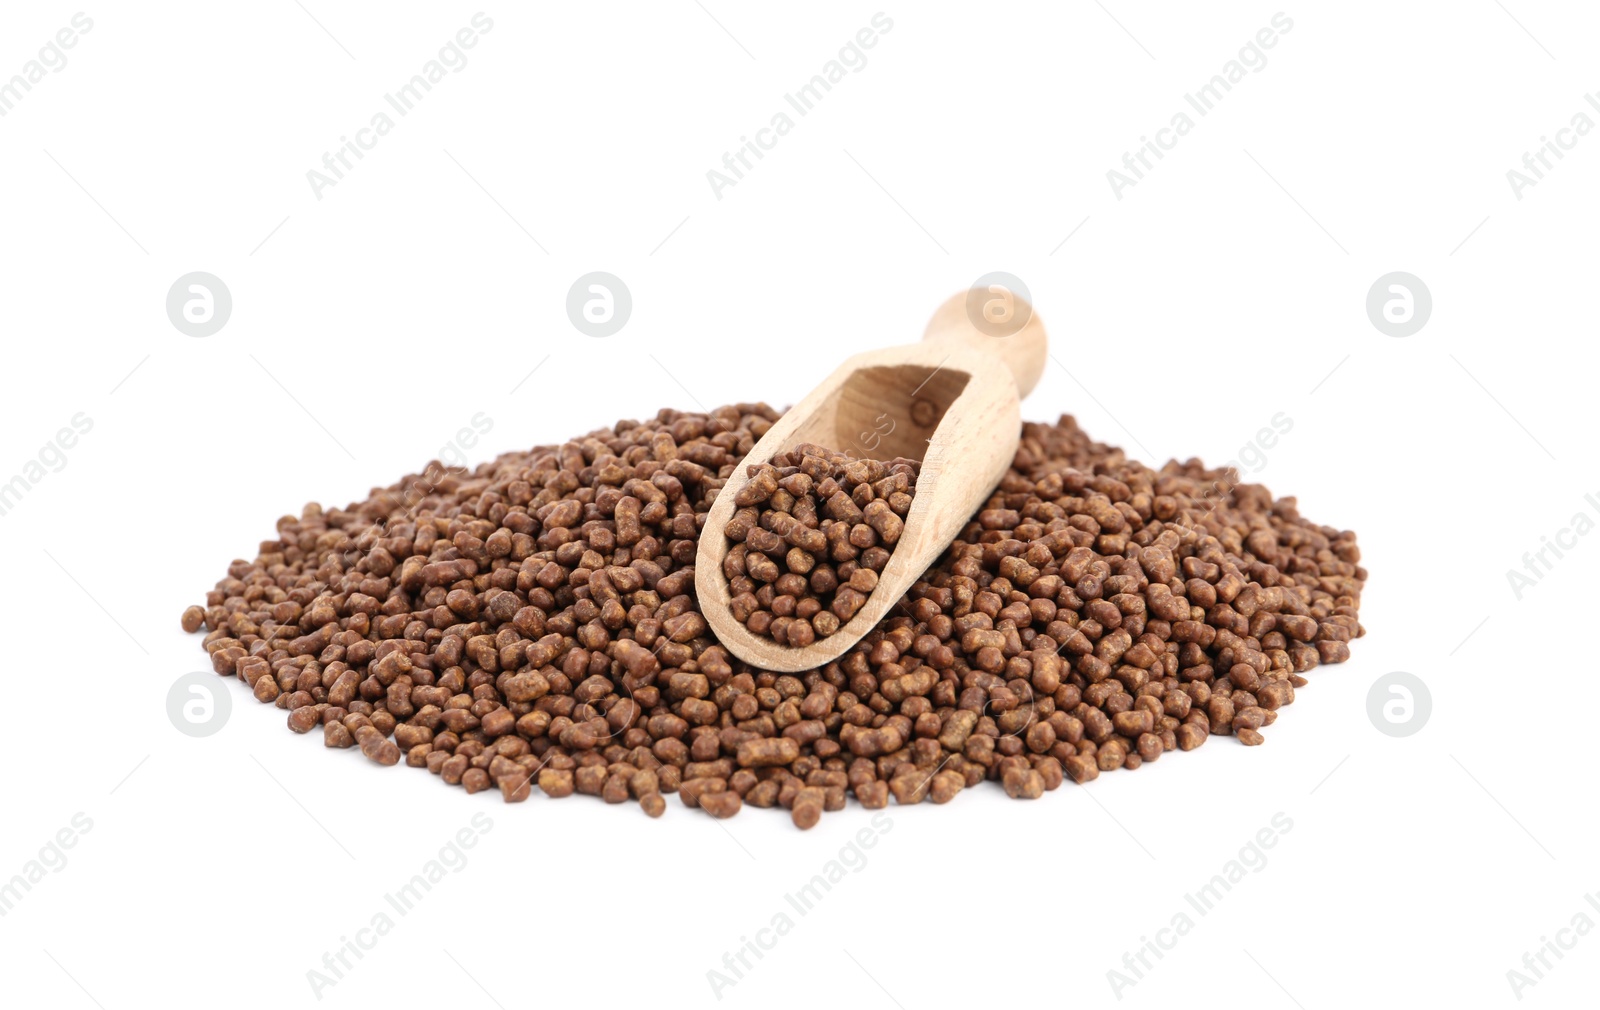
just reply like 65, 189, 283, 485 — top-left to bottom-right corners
183, 404, 1364, 828
723, 442, 919, 646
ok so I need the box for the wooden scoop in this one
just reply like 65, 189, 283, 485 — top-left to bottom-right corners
695, 290, 1048, 672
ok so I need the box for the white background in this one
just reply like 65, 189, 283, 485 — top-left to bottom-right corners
1, 2, 1594, 1007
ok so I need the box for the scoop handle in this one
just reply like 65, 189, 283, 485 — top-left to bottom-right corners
922, 287, 1048, 398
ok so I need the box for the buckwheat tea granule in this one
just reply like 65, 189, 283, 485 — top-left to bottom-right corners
184, 405, 1364, 828
723, 443, 920, 647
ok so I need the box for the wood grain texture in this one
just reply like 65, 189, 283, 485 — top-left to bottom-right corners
695, 292, 1047, 672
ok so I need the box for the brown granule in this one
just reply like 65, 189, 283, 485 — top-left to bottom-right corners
183, 404, 1364, 827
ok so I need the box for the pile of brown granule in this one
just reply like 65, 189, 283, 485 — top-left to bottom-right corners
723, 442, 920, 647
182, 404, 1365, 828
